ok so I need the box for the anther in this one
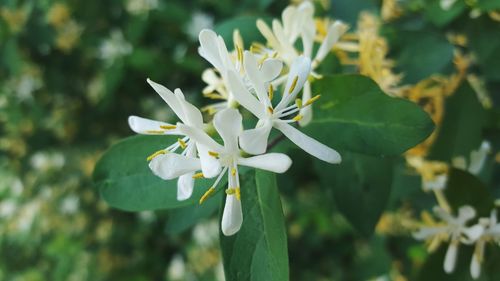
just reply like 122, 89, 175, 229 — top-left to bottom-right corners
199, 187, 215, 204
268, 84, 274, 101
146, 130, 164, 134
267, 106, 274, 114
177, 138, 187, 149
160, 125, 176, 130
288, 76, 299, 94
295, 98, 303, 108
146, 150, 166, 161
192, 172, 204, 179
231, 168, 236, 176
292, 115, 303, 122
304, 94, 321, 106
208, 151, 219, 158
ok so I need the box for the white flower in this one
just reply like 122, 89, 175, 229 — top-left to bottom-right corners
167, 254, 186, 280
256, 2, 348, 125
175, 108, 293, 235
128, 79, 218, 200
98, 30, 132, 65
469, 210, 500, 279
440, 0, 457, 10
186, 11, 214, 41
125, 0, 158, 15
228, 53, 341, 164
413, 206, 482, 274
452, 140, 491, 175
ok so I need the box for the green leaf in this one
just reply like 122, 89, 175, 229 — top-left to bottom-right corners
428, 82, 486, 161
316, 152, 394, 237
93, 135, 216, 211
466, 18, 500, 81
306, 74, 435, 156
214, 16, 270, 47
165, 192, 222, 235
425, 0, 466, 27
477, 0, 500, 11
220, 170, 288, 281
445, 168, 494, 217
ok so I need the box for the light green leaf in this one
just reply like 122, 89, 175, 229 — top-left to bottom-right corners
93, 135, 215, 211
306, 74, 434, 156
220, 170, 288, 281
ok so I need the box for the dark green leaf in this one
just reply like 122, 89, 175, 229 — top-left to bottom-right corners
93, 135, 215, 211
316, 152, 394, 237
220, 170, 288, 281
306, 74, 435, 156
428, 82, 486, 161
425, 0, 466, 27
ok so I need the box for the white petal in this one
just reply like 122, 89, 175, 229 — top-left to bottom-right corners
465, 224, 485, 241
174, 89, 204, 128
260, 59, 283, 82
198, 29, 223, 70
256, 19, 281, 51
298, 81, 313, 127
128, 116, 179, 135
300, 18, 316, 59
213, 108, 242, 152
221, 194, 243, 236
314, 21, 348, 64
274, 122, 341, 164
177, 124, 224, 152
177, 173, 194, 200
146, 78, 186, 122
468, 141, 491, 175
196, 143, 222, 178
238, 153, 292, 174
458, 205, 477, 222
276, 56, 311, 111
149, 153, 200, 180
244, 51, 269, 104
239, 121, 273, 155
470, 253, 481, 279
227, 70, 265, 119
444, 242, 459, 273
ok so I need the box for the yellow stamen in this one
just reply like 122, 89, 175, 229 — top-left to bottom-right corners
250, 43, 265, 53
235, 187, 241, 200
236, 44, 243, 63
226, 188, 236, 195
178, 138, 187, 149
199, 187, 215, 204
292, 115, 303, 122
304, 94, 321, 106
288, 76, 299, 94
160, 125, 176, 130
271, 52, 278, 58
268, 84, 274, 100
192, 172, 204, 179
295, 98, 303, 108
267, 106, 274, 114
146, 130, 164, 134
146, 150, 166, 161
231, 168, 236, 176
208, 151, 219, 158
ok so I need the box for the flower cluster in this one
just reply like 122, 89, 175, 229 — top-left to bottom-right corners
128, 2, 346, 236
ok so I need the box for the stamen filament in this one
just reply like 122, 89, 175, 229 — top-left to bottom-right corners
146, 150, 166, 161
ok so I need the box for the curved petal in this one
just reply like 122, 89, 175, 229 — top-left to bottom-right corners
260, 59, 283, 82
238, 153, 292, 174
276, 56, 311, 111
128, 116, 179, 135
256, 19, 280, 51
177, 124, 224, 152
244, 51, 269, 104
227, 70, 265, 119
174, 89, 204, 128
198, 29, 223, 70
147, 78, 185, 122
444, 241, 459, 273
196, 143, 222, 178
213, 108, 242, 152
221, 194, 243, 236
149, 153, 200, 180
177, 173, 194, 200
314, 21, 348, 64
239, 121, 273, 155
274, 122, 341, 164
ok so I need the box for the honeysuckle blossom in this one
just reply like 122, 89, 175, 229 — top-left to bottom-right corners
228, 52, 341, 164
406, 156, 449, 192
413, 206, 482, 274
469, 210, 500, 279
128, 78, 219, 200
174, 108, 293, 235
452, 140, 492, 175
255, 2, 348, 125
198, 29, 282, 114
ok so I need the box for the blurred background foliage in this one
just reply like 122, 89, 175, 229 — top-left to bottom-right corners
0, 0, 499, 280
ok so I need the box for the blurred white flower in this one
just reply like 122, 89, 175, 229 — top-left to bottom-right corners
186, 11, 214, 41
138, 210, 156, 223
0, 199, 17, 218
98, 30, 132, 66
469, 210, 500, 279
440, 0, 457, 10
167, 254, 186, 280
452, 141, 491, 175
414, 206, 482, 274
30, 151, 65, 171
125, 0, 158, 15
192, 220, 219, 247
60, 195, 80, 215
